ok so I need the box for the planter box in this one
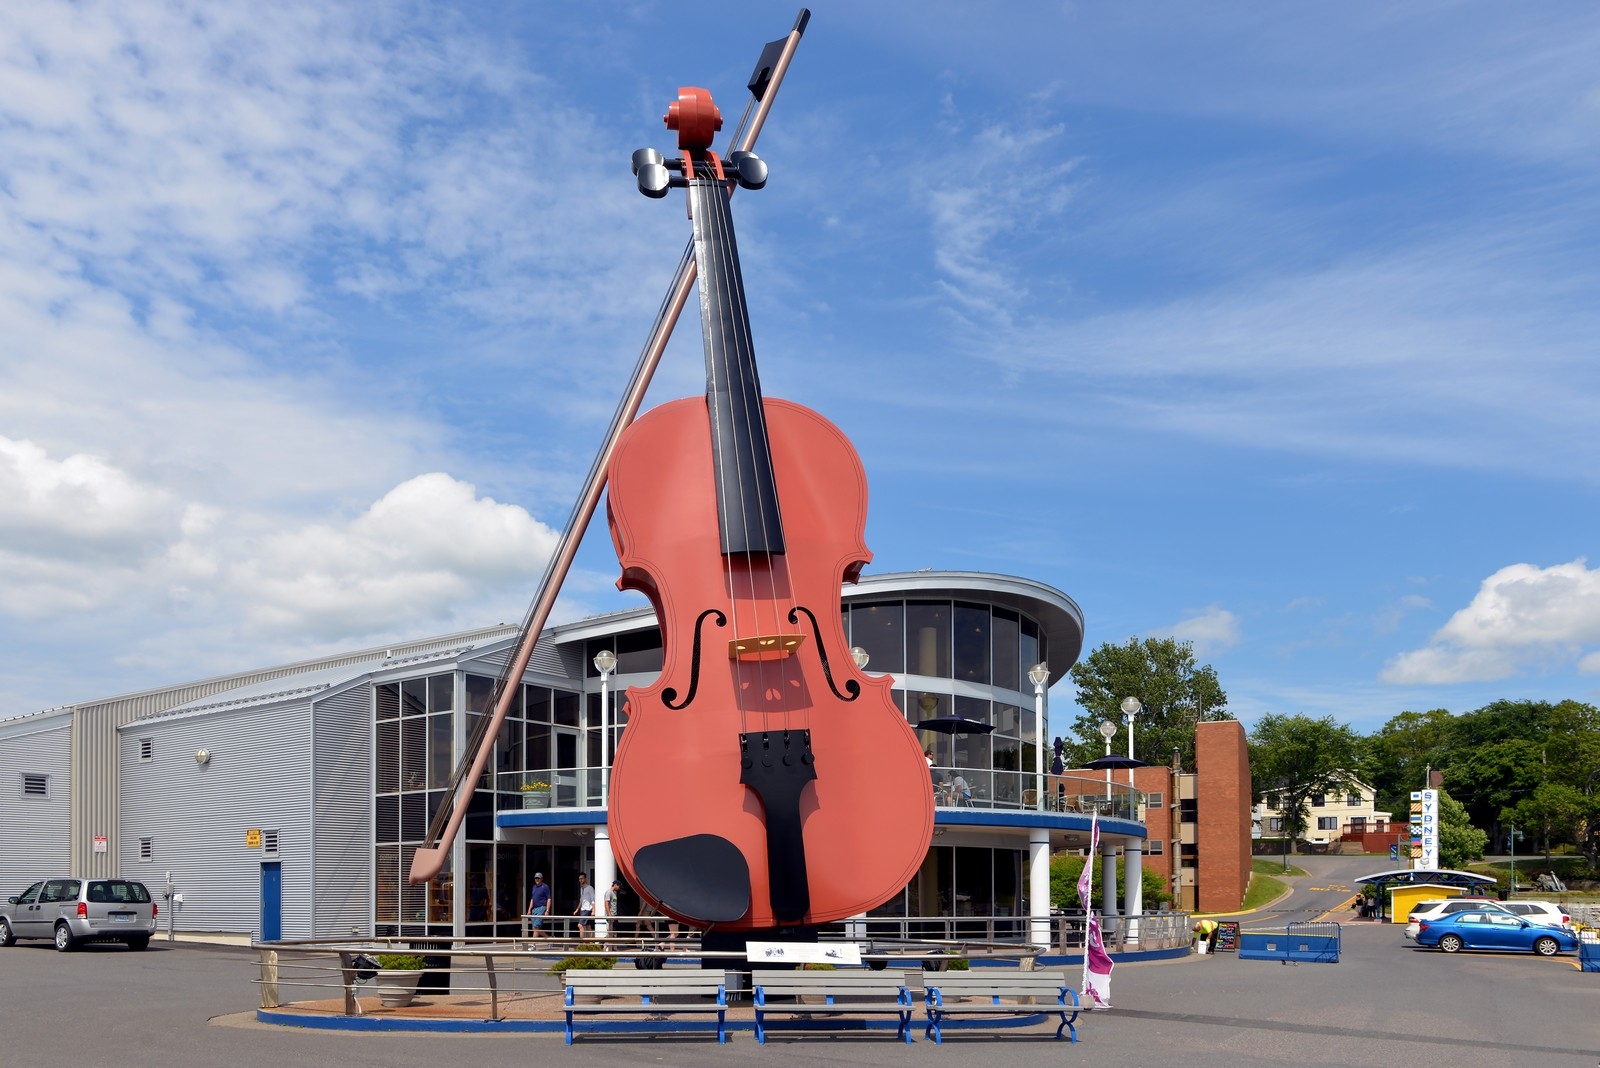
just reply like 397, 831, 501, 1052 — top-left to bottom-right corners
522, 791, 551, 809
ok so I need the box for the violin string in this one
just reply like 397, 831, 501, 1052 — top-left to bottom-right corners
691, 174, 747, 740
703, 169, 769, 742
709, 165, 800, 741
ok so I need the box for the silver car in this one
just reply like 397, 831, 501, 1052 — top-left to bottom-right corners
0, 878, 158, 951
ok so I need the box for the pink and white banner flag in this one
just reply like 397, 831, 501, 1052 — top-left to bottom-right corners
1078, 811, 1114, 1008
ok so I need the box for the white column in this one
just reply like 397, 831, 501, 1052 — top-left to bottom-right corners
594, 828, 615, 939
1028, 827, 1051, 948
1100, 838, 1119, 937
1123, 839, 1143, 944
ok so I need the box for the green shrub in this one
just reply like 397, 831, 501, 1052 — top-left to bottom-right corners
548, 944, 618, 973
375, 953, 427, 971
802, 962, 836, 971
947, 957, 970, 971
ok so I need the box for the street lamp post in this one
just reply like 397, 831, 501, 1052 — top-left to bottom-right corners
1028, 662, 1050, 812
593, 649, 617, 939
1120, 696, 1141, 764
1099, 721, 1117, 799
594, 650, 618, 800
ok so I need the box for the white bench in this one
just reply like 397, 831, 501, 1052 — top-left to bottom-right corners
562, 968, 728, 1044
923, 970, 1081, 1043
751, 970, 914, 1044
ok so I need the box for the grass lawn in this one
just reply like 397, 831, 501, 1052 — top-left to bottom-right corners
1252, 858, 1306, 877
1241, 871, 1289, 911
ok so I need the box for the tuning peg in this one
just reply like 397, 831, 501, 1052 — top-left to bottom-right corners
632, 148, 670, 199
727, 150, 767, 190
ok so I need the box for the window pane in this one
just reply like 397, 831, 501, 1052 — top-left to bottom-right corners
615, 629, 664, 675
400, 717, 425, 791
1019, 618, 1040, 690
401, 678, 427, 716
526, 724, 551, 771
376, 795, 399, 842
376, 846, 399, 923
849, 601, 904, 675
526, 685, 550, 723
906, 601, 951, 678
428, 673, 454, 712
428, 713, 453, 790
953, 603, 990, 685
377, 719, 400, 793
991, 609, 1020, 691
554, 691, 580, 727
466, 674, 495, 715
376, 682, 400, 721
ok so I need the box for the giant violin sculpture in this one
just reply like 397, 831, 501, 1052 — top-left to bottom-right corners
605, 88, 934, 930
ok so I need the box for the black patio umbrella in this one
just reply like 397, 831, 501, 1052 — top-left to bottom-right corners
1081, 753, 1148, 770
914, 716, 996, 735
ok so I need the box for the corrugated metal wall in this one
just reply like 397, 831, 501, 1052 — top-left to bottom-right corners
311, 685, 373, 938
0, 715, 72, 893
68, 624, 517, 877
117, 702, 313, 936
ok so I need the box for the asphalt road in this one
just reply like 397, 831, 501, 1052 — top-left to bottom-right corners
1, 856, 1594, 1068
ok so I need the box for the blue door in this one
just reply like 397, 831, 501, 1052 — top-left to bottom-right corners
260, 862, 282, 941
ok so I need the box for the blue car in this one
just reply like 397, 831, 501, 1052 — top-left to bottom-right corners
1415, 909, 1580, 956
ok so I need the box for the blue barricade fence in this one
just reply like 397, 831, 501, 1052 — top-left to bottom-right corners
1236, 922, 1341, 964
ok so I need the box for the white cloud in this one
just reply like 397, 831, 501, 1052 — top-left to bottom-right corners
1153, 604, 1240, 657
226, 473, 559, 639
1382, 559, 1600, 684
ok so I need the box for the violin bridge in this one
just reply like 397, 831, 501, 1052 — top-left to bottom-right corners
728, 633, 806, 661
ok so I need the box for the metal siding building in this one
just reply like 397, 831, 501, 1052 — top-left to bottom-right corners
311, 684, 375, 937
0, 709, 73, 891
118, 697, 315, 937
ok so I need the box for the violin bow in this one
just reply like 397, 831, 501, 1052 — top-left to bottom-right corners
410, 9, 811, 885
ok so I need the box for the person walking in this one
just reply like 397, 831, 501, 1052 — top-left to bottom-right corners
574, 873, 596, 937
526, 872, 551, 938
604, 879, 622, 936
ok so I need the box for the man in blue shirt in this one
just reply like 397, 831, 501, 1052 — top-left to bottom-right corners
527, 872, 552, 938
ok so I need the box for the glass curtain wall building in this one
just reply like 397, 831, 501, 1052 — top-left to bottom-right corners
372, 571, 1088, 940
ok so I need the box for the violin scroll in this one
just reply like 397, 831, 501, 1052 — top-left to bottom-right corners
633, 89, 768, 199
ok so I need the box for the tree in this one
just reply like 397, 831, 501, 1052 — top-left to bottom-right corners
1065, 637, 1230, 769
1049, 852, 1172, 910
1437, 789, 1488, 870
1360, 708, 1454, 814
1248, 714, 1362, 864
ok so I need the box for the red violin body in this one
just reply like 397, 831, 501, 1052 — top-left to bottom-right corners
606, 397, 934, 929
603, 87, 933, 931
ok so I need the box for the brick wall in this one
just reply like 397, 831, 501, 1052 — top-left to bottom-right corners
1195, 720, 1252, 913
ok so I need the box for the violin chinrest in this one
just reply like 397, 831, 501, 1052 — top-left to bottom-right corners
634, 833, 752, 924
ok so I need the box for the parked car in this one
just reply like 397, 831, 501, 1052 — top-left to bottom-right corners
1414, 909, 1580, 956
1498, 900, 1572, 929
1404, 897, 1510, 941
0, 878, 158, 951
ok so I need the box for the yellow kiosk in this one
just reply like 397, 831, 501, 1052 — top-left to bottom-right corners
1390, 883, 1463, 923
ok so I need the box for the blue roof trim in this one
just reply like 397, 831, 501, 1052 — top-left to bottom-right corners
498, 810, 608, 829
935, 809, 1147, 839
497, 807, 1145, 838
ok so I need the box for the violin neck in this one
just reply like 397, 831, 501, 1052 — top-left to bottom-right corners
687, 174, 785, 557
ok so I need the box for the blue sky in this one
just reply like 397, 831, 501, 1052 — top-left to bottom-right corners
2, 2, 1598, 737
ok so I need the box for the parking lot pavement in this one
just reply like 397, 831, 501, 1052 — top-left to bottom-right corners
1, 925, 1595, 1068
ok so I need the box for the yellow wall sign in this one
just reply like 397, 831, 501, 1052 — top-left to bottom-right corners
246, 828, 262, 848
